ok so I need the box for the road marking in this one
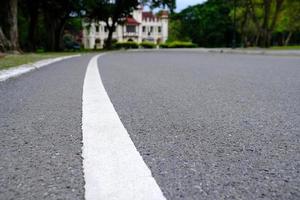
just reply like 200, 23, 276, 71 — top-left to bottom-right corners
82, 54, 166, 200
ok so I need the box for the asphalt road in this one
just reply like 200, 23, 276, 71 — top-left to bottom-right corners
0, 54, 93, 200
99, 51, 300, 200
0, 51, 299, 200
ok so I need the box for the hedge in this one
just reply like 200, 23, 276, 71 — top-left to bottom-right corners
140, 42, 157, 49
159, 43, 169, 48
159, 41, 197, 48
114, 42, 139, 49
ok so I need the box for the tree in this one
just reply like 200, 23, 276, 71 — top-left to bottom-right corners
233, 0, 258, 46
245, 0, 285, 47
41, 0, 83, 51
85, 0, 175, 49
17, 0, 83, 51
85, 0, 140, 49
0, 0, 19, 53
174, 0, 233, 47
167, 14, 190, 42
18, 0, 42, 51
146, 0, 176, 13
276, 0, 300, 45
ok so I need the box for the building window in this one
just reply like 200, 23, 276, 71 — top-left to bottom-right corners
126, 25, 136, 33
104, 26, 108, 32
158, 26, 161, 33
142, 26, 146, 33
95, 25, 99, 32
95, 38, 101, 44
150, 26, 153, 33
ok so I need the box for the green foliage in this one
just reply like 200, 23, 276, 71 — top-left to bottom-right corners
85, 0, 139, 23
167, 15, 190, 42
85, 0, 140, 49
65, 17, 83, 33
159, 41, 197, 48
7, 0, 300, 52
234, 0, 286, 47
173, 0, 234, 47
36, 48, 45, 53
277, 0, 300, 32
16, 0, 83, 51
146, 0, 176, 12
159, 43, 169, 48
271, 45, 300, 50
140, 42, 156, 48
114, 42, 139, 49
63, 33, 81, 50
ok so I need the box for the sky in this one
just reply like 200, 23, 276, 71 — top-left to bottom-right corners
176, 0, 207, 12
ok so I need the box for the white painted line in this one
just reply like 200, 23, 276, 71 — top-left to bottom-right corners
82, 54, 166, 200
0, 55, 81, 82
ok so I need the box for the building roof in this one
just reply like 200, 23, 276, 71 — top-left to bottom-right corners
142, 12, 157, 21
125, 17, 140, 25
142, 11, 169, 21
160, 11, 169, 18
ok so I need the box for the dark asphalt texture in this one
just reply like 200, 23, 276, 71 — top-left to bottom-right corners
0, 55, 93, 200
99, 51, 300, 200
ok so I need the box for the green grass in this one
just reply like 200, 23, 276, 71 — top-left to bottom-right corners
270, 46, 300, 50
0, 52, 80, 71
159, 41, 197, 48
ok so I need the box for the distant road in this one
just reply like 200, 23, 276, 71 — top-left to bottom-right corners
0, 51, 299, 200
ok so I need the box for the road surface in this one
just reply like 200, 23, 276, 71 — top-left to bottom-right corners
0, 51, 299, 200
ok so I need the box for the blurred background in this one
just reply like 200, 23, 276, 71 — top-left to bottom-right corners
1, 0, 299, 53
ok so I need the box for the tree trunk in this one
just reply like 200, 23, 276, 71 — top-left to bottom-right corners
7, 0, 19, 52
284, 32, 293, 46
28, 1, 39, 51
105, 21, 116, 50
266, 31, 272, 47
247, 0, 284, 48
0, 27, 10, 52
44, 10, 68, 52
259, 0, 271, 47
106, 29, 114, 49
46, 23, 56, 51
44, 18, 61, 51
54, 21, 66, 51
255, 33, 260, 46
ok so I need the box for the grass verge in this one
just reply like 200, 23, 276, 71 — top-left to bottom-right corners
270, 46, 300, 50
0, 52, 80, 71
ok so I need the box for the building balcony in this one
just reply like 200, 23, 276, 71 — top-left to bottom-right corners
123, 32, 139, 37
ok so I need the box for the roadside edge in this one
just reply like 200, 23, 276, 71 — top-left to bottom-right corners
0, 54, 81, 82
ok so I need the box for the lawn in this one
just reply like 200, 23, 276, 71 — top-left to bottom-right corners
270, 46, 300, 50
0, 52, 80, 71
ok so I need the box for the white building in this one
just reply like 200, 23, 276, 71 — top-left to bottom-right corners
82, 7, 169, 49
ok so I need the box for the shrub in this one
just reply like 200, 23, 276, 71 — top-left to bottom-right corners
36, 48, 45, 53
140, 42, 156, 49
114, 42, 139, 49
104, 39, 118, 49
168, 41, 197, 48
159, 43, 169, 48
159, 41, 197, 48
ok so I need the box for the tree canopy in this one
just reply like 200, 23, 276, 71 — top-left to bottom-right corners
84, 0, 176, 49
1, 0, 299, 53
84, 0, 140, 49
0, 0, 175, 52
167, 0, 300, 47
